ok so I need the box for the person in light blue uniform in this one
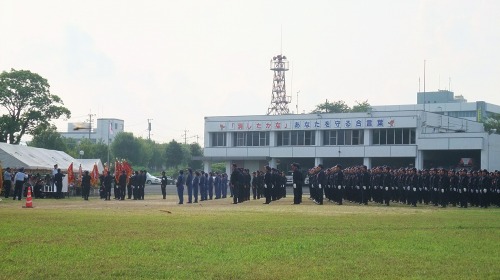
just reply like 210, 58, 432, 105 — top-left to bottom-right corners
186, 168, 193, 203
204, 172, 209, 200
214, 172, 221, 199
221, 173, 228, 198
208, 172, 214, 200
176, 170, 185, 204
199, 171, 206, 201
192, 171, 200, 203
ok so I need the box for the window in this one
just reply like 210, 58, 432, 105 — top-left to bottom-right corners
210, 132, 226, 147
323, 130, 364, 146
233, 132, 269, 146
277, 131, 315, 146
372, 129, 416, 145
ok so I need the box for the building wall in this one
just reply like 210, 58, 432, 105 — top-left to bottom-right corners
61, 118, 124, 143
204, 110, 499, 171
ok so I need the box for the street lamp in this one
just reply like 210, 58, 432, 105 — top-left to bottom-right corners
79, 150, 84, 159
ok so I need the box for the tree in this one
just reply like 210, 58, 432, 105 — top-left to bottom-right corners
165, 140, 184, 168
148, 143, 166, 171
311, 100, 350, 114
210, 162, 226, 173
110, 132, 141, 164
28, 125, 67, 151
351, 100, 372, 113
483, 113, 500, 134
0, 69, 71, 144
188, 143, 203, 170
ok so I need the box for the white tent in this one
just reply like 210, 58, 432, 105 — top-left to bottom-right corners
0, 142, 103, 174
0, 142, 75, 171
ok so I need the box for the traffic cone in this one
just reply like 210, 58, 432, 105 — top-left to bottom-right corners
25, 186, 33, 208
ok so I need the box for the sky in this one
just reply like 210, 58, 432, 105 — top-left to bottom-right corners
1, 0, 499, 145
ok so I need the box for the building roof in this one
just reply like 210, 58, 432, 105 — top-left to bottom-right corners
0, 142, 103, 173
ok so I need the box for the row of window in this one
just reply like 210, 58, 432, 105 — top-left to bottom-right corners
210, 129, 416, 147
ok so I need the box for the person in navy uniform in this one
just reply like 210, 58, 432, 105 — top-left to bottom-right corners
160, 171, 168, 200
82, 170, 91, 201
221, 173, 228, 198
263, 165, 272, 204
199, 171, 206, 201
208, 172, 214, 200
139, 170, 147, 200
103, 171, 113, 201
54, 168, 65, 199
176, 170, 185, 204
230, 164, 241, 204
192, 171, 200, 203
291, 163, 303, 204
186, 168, 194, 203
214, 172, 221, 199
118, 170, 127, 200
130, 170, 139, 200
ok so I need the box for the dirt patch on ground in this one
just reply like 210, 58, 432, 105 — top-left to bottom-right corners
0, 194, 436, 216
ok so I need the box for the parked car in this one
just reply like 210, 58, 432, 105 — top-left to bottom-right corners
146, 173, 161, 185
166, 176, 177, 185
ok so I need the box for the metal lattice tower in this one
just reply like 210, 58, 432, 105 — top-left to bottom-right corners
267, 54, 291, 115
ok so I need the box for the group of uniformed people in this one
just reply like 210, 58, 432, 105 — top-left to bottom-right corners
6, 162, 499, 209
95, 170, 148, 201
175, 168, 230, 204
305, 164, 500, 208
230, 164, 290, 205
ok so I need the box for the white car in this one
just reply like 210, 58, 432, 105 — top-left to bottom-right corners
146, 173, 161, 185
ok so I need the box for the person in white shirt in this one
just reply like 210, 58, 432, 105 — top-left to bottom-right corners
13, 167, 28, 200
51, 164, 58, 191
3, 167, 12, 198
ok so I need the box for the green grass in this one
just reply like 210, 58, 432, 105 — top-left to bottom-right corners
1, 196, 499, 279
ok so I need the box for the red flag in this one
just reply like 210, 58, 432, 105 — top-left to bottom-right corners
90, 163, 99, 187
78, 164, 83, 183
68, 162, 74, 184
122, 161, 133, 184
115, 160, 122, 183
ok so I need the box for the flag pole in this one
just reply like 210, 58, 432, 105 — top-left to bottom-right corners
107, 120, 110, 169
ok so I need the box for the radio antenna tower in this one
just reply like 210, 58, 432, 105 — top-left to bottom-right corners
267, 54, 291, 115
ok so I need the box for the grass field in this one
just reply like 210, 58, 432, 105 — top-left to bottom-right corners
1, 195, 499, 280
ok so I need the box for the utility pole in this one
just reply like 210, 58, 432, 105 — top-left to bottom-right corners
87, 113, 96, 140
147, 119, 153, 140
181, 129, 189, 144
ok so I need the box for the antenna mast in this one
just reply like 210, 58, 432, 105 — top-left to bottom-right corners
267, 54, 291, 115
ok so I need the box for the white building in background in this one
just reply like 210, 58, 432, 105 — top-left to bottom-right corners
202, 92, 500, 173
61, 118, 124, 144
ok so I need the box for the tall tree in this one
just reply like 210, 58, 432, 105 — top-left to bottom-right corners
0, 69, 71, 144
28, 125, 67, 151
311, 100, 350, 114
110, 132, 141, 164
188, 142, 203, 170
165, 140, 184, 168
351, 100, 372, 113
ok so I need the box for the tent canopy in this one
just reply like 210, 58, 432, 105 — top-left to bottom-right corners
0, 142, 103, 174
